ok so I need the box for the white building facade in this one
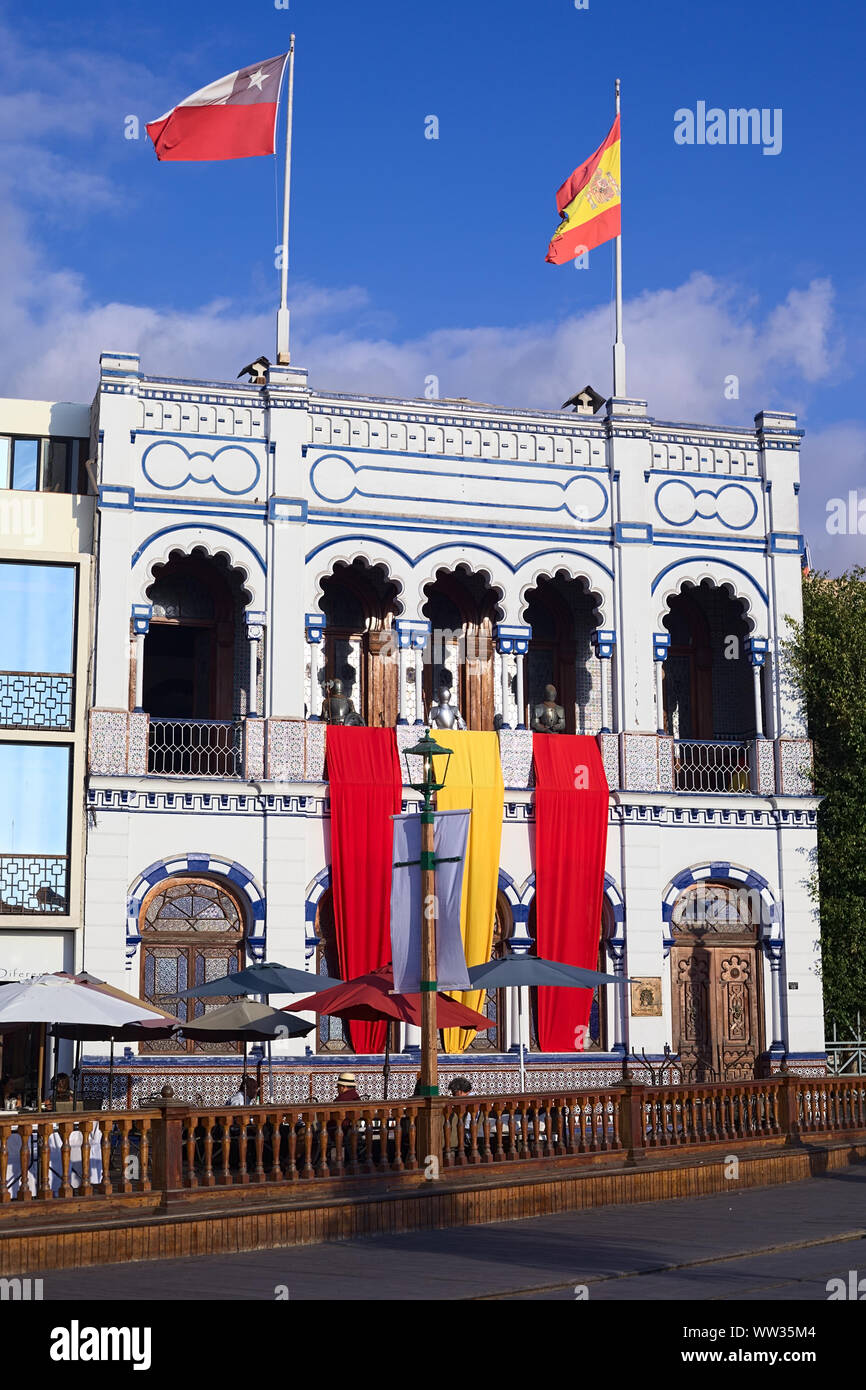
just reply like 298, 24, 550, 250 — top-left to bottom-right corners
78, 350, 821, 1101
0, 398, 94, 1099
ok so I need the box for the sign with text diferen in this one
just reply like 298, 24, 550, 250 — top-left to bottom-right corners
390, 809, 471, 995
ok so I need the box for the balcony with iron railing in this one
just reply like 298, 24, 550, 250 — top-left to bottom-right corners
146, 718, 244, 778
672, 739, 752, 794
0, 671, 74, 730
88, 711, 815, 797
0, 854, 69, 914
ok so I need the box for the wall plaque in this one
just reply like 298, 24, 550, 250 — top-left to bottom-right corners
630, 977, 663, 1016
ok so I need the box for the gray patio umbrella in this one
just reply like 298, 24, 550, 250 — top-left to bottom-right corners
179, 999, 312, 1042
180, 1000, 313, 1097
467, 955, 625, 1092
170, 962, 342, 1000
168, 962, 341, 1101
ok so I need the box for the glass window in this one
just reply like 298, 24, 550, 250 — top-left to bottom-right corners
0, 438, 9, 489
10, 439, 39, 491
0, 563, 76, 673
0, 744, 71, 856
42, 440, 69, 493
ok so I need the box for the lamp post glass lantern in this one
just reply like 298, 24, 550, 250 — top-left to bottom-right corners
402, 729, 453, 807
402, 730, 452, 1098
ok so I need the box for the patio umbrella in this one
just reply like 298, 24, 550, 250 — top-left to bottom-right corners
466, 955, 625, 1092
178, 999, 313, 1100
169, 962, 343, 1103
179, 999, 312, 1041
51, 974, 185, 1110
290, 963, 494, 1099
170, 961, 343, 1000
0, 974, 168, 1108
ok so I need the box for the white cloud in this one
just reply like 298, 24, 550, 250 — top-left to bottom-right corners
800, 422, 866, 573
0, 28, 857, 577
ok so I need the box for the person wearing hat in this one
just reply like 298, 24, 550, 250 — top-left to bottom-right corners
335, 1071, 360, 1102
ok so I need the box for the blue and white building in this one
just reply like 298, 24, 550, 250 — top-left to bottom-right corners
7, 349, 822, 1100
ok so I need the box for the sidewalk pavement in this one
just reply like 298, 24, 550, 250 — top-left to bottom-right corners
36, 1165, 866, 1301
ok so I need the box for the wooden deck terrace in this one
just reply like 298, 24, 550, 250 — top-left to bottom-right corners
2, 1075, 865, 1275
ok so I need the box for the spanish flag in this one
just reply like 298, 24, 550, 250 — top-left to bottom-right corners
545, 116, 621, 264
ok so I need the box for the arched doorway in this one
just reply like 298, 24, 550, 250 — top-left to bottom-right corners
313, 888, 350, 1054
142, 549, 253, 775
318, 558, 400, 726
312, 888, 399, 1056
139, 876, 246, 1053
465, 890, 513, 1052
662, 580, 758, 740
523, 572, 606, 734
421, 565, 501, 730
670, 880, 765, 1080
143, 549, 251, 720
525, 896, 610, 1052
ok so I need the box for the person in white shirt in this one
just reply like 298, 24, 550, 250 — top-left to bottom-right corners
227, 1075, 258, 1105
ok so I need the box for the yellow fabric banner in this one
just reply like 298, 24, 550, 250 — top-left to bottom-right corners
433, 731, 504, 1054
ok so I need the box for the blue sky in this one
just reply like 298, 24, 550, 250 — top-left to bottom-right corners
0, 0, 864, 570
0, 745, 70, 854
0, 564, 75, 672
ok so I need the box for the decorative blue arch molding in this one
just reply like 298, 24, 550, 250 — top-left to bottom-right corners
130, 524, 267, 574
661, 861, 781, 956
306, 534, 416, 570
517, 872, 625, 943
514, 548, 615, 582
649, 555, 768, 604
126, 853, 267, 969
305, 535, 616, 582
304, 867, 532, 959
304, 866, 332, 962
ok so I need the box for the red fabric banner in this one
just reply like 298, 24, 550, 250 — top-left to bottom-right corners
532, 735, 610, 1052
325, 727, 403, 1053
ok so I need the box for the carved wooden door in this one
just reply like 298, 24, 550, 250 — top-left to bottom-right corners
672, 943, 761, 1080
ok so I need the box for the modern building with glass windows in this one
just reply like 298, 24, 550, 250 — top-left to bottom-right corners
0, 397, 94, 1093
71, 349, 823, 1104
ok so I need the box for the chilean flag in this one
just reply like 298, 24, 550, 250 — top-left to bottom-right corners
146, 53, 289, 161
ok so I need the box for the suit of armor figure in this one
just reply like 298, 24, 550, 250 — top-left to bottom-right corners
428, 683, 466, 730
321, 678, 365, 726
530, 683, 566, 734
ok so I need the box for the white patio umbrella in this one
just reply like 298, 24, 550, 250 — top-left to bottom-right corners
0, 974, 169, 1108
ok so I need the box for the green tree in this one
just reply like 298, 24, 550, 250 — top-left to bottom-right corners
785, 567, 866, 1032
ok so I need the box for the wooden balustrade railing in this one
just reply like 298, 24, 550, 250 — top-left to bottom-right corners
2, 1076, 864, 1207
0, 1111, 154, 1203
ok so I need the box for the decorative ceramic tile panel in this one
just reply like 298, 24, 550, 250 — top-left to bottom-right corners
267, 718, 306, 782
89, 710, 129, 775
395, 723, 421, 769
756, 737, 776, 795
598, 732, 620, 790
622, 733, 660, 792
657, 735, 674, 792
498, 728, 533, 788
127, 712, 149, 775
306, 719, 326, 781
244, 717, 265, 781
777, 738, 813, 796
81, 1058, 640, 1108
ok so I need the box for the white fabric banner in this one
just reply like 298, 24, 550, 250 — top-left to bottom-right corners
390, 809, 471, 994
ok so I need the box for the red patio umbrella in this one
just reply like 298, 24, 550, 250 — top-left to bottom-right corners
289, 963, 494, 1098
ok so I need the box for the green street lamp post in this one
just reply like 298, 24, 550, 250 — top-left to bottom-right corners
402, 730, 453, 1107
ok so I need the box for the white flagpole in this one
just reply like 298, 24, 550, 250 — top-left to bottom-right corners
276, 34, 296, 365
612, 77, 626, 397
